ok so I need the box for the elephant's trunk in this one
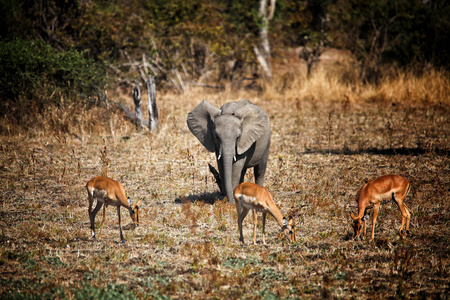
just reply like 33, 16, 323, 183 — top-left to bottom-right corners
222, 152, 235, 204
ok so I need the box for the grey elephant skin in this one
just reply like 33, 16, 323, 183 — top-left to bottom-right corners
187, 99, 271, 204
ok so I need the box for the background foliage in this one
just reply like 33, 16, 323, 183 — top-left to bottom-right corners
0, 0, 449, 128
328, 0, 450, 81
0, 39, 106, 127
3, 0, 447, 73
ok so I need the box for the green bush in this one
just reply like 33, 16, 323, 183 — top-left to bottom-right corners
0, 38, 107, 118
328, 0, 450, 80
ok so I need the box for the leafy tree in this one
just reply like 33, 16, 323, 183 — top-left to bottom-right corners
328, 0, 450, 81
1, 0, 448, 92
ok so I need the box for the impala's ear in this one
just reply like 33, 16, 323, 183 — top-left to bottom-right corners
187, 100, 220, 152
362, 214, 369, 221
288, 216, 295, 228
128, 197, 133, 207
283, 217, 288, 226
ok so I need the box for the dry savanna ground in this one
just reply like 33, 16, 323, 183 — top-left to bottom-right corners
0, 61, 449, 299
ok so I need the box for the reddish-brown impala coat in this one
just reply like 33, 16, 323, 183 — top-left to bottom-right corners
233, 182, 295, 245
350, 174, 411, 241
86, 176, 140, 243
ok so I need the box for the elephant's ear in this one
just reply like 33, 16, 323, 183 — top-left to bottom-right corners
187, 100, 220, 152
235, 103, 270, 155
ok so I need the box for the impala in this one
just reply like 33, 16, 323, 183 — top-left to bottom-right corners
350, 174, 411, 241
86, 176, 140, 243
233, 182, 295, 244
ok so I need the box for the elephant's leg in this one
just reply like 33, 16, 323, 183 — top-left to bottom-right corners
239, 167, 248, 185
254, 162, 268, 187
217, 157, 225, 195
233, 160, 247, 189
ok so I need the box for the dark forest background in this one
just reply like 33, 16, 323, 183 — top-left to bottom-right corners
1, 0, 449, 127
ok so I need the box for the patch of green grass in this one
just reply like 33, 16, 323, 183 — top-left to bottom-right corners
223, 257, 261, 269
73, 284, 138, 300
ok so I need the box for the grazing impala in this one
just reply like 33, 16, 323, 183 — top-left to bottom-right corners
86, 176, 140, 243
233, 182, 295, 244
350, 174, 411, 241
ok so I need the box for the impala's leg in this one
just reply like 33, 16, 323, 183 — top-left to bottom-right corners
87, 189, 94, 215
98, 202, 107, 239
239, 207, 250, 244
262, 212, 267, 245
395, 192, 411, 237
363, 218, 367, 240
89, 199, 103, 239
404, 185, 412, 235
252, 209, 257, 245
117, 206, 125, 243
289, 218, 296, 243
235, 197, 243, 243
370, 204, 380, 241
87, 190, 94, 235
362, 208, 368, 240
135, 206, 140, 227
404, 203, 411, 235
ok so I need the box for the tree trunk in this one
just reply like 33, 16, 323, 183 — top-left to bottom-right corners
254, 46, 272, 79
146, 75, 159, 133
92, 87, 149, 128
255, 0, 276, 79
132, 79, 143, 131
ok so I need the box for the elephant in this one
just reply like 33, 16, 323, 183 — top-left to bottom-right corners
187, 99, 271, 204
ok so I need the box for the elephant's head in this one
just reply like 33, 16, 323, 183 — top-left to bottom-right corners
187, 99, 269, 203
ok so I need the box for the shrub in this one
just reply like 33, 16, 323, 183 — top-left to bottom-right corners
0, 38, 107, 127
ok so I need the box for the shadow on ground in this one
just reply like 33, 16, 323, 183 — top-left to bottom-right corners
174, 191, 225, 205
302, 147, 449, 156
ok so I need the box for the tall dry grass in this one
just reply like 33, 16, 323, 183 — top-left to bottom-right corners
265, 60, 449, 106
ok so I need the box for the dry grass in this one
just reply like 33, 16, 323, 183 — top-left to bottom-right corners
0, 62, 449, 299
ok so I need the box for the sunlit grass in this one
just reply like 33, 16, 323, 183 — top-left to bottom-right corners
0, 61, 448, 298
